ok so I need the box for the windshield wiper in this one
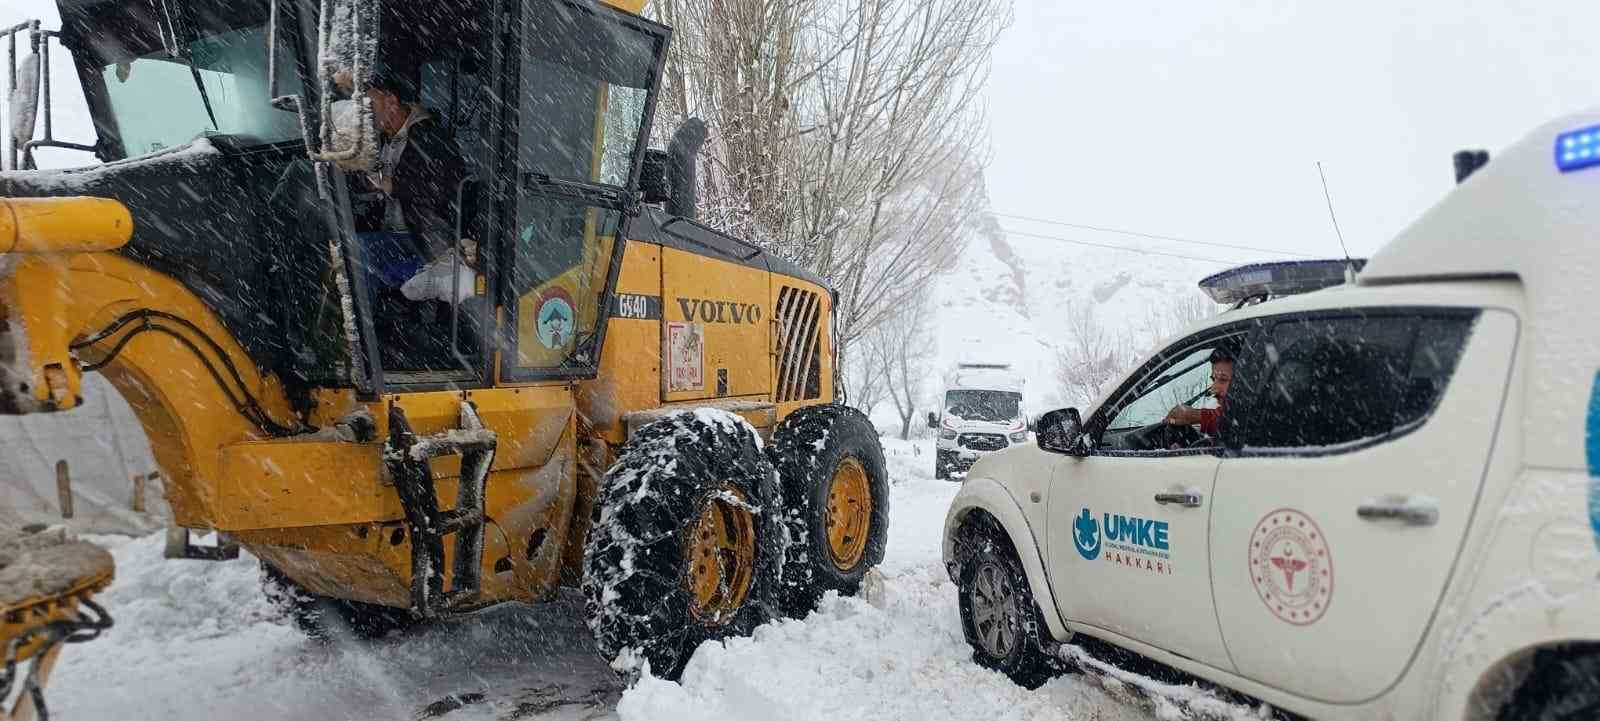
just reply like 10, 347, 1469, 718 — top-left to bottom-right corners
158, 0, 219, 131
183, 59, 220, 131
522, 173, 628, 208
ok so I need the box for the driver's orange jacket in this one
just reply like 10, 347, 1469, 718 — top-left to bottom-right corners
1200, 396, 1228, 436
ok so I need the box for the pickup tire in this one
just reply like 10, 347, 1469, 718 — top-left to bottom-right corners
581, 411, 782, 680
953, 513, 1062, 689
1500, 648, 1600, 720
769, 404, 890, 617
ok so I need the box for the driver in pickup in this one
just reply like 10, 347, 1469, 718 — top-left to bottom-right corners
1164, 347, 1234, 439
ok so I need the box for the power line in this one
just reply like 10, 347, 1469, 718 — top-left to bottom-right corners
998, 227, 1239, 266
992, 211, 1318, 259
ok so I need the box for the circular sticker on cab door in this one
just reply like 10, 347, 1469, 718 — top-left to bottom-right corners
535, 287, 575, 349
1248, 508, 1332, 626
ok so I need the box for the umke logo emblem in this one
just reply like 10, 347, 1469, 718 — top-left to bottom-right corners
1073, 508, 1101, 560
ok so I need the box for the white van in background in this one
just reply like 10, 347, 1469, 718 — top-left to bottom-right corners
927, 363, 1029, 479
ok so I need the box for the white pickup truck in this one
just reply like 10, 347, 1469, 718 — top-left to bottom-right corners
942, 110, 1600, 720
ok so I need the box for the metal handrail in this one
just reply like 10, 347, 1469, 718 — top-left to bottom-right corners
3, 21, 96, 170
308, 0, 375, 164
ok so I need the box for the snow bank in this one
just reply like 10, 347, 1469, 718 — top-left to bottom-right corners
0, 373, 168, 535
46, 534, 624, 721
39, 434, 1186, 721
616, 467, 1141, 721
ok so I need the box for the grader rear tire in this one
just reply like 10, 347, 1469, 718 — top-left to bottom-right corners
769, 404, 889, 617
581, 411, 782, 680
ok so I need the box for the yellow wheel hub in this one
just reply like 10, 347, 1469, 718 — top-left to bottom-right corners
825, 457, 873, 571
684, 487, 758, 625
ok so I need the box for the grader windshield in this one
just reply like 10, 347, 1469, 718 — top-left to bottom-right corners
55, 0, 307, 159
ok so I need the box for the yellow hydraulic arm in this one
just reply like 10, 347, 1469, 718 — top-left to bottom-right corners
0, 196, 133, 412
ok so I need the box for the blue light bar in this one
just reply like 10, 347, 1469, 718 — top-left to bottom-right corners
1198, 259, 1366, 306
1556, 124, 1600, 173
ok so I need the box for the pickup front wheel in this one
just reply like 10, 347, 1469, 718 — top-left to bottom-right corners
954, 515, 1062, 689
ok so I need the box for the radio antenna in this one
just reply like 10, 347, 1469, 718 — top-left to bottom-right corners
1316, 161, 1356, 279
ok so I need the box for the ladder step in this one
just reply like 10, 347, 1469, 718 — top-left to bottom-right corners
437, 508, 483, 535
442, 588, 480, 608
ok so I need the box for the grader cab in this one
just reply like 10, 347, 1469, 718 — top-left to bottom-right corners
0, 0, 888, 692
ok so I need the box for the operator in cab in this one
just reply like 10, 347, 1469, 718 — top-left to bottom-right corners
343, 61, 475, 305
1164, 347, 1234, 440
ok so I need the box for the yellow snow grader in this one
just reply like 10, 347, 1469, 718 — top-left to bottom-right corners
0, 0, 888, 683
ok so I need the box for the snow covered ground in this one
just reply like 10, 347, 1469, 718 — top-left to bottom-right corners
42, 439, 1161, 721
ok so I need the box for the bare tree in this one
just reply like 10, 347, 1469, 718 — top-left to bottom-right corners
867, 291, 934, 439
844, 351, 888, 417
651, 0, 1011, 351
1054, 294, 1221, 410
1053, 303, 1132, 410
650, 0, 833, 247
1133, 291, 1214, 350
800, 0, 1008, 350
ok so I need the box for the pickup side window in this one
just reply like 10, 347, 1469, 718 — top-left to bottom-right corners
1230, 311, 1476, 451
1089, 327, 1253, 456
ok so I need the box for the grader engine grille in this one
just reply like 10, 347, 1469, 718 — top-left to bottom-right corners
774, 286, 823, 402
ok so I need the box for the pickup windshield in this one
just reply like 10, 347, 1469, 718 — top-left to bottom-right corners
62, 0, 303, 158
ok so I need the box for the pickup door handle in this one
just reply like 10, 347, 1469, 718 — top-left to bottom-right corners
1154, 492, 1203, 508
1357, 496, 1439, 526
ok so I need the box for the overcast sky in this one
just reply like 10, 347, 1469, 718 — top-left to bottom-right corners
984, 0, 1600, 263
3, 0, 1594, 266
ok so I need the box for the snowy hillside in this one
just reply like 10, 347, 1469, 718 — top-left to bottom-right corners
925, 211, 1240, 416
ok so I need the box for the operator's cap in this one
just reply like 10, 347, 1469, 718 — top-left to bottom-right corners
365, 58, 419, 102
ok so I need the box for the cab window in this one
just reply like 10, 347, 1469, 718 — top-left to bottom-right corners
501, 1, 663, 378
1229, 311, 1476, 451
1105, 346, 1215, 432
1093, 333, 1244, 454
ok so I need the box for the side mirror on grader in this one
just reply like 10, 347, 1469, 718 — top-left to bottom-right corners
0, 0, 891, 687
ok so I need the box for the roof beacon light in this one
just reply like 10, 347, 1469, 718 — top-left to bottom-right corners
1556, 124, 1600, 173
1198, 258, 1367, 308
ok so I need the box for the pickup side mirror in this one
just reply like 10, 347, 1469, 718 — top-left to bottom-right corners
926, 411, 939, 429
1036, 408, 1086, 456
640, 148, 671, 205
